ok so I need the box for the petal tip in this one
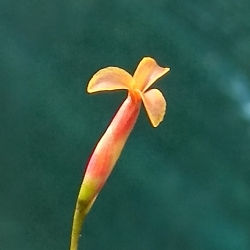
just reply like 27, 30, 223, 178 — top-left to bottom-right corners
133, 57, 170, 92
86, 67, 133, 94
141, 88, 167, 127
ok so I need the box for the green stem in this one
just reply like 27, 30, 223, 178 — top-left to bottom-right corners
70, 197, 96, 250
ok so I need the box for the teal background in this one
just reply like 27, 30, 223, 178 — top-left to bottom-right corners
1, 1, 250, 249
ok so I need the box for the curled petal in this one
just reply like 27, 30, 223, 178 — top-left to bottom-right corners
87, 67, 133, 93
133, 57, 170, 93
141, 88, 167, 127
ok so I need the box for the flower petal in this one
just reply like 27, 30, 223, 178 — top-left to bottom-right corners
133, 57, 170, 92
141, 88, 167, 127
87, 67, 133, 93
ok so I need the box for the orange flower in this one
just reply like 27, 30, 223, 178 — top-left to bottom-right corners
70, 57, 170, 250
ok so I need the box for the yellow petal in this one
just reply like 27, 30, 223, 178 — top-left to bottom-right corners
87, 67, 133, 93
141, 89, 167, 127
133, 57, 170, 93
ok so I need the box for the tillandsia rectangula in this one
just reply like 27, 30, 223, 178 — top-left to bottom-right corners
70, 57, 170, 250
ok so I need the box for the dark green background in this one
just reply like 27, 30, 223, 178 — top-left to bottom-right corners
1, 1, 250, 249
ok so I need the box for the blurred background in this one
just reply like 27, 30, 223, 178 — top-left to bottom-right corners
1, 0, 250, 249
